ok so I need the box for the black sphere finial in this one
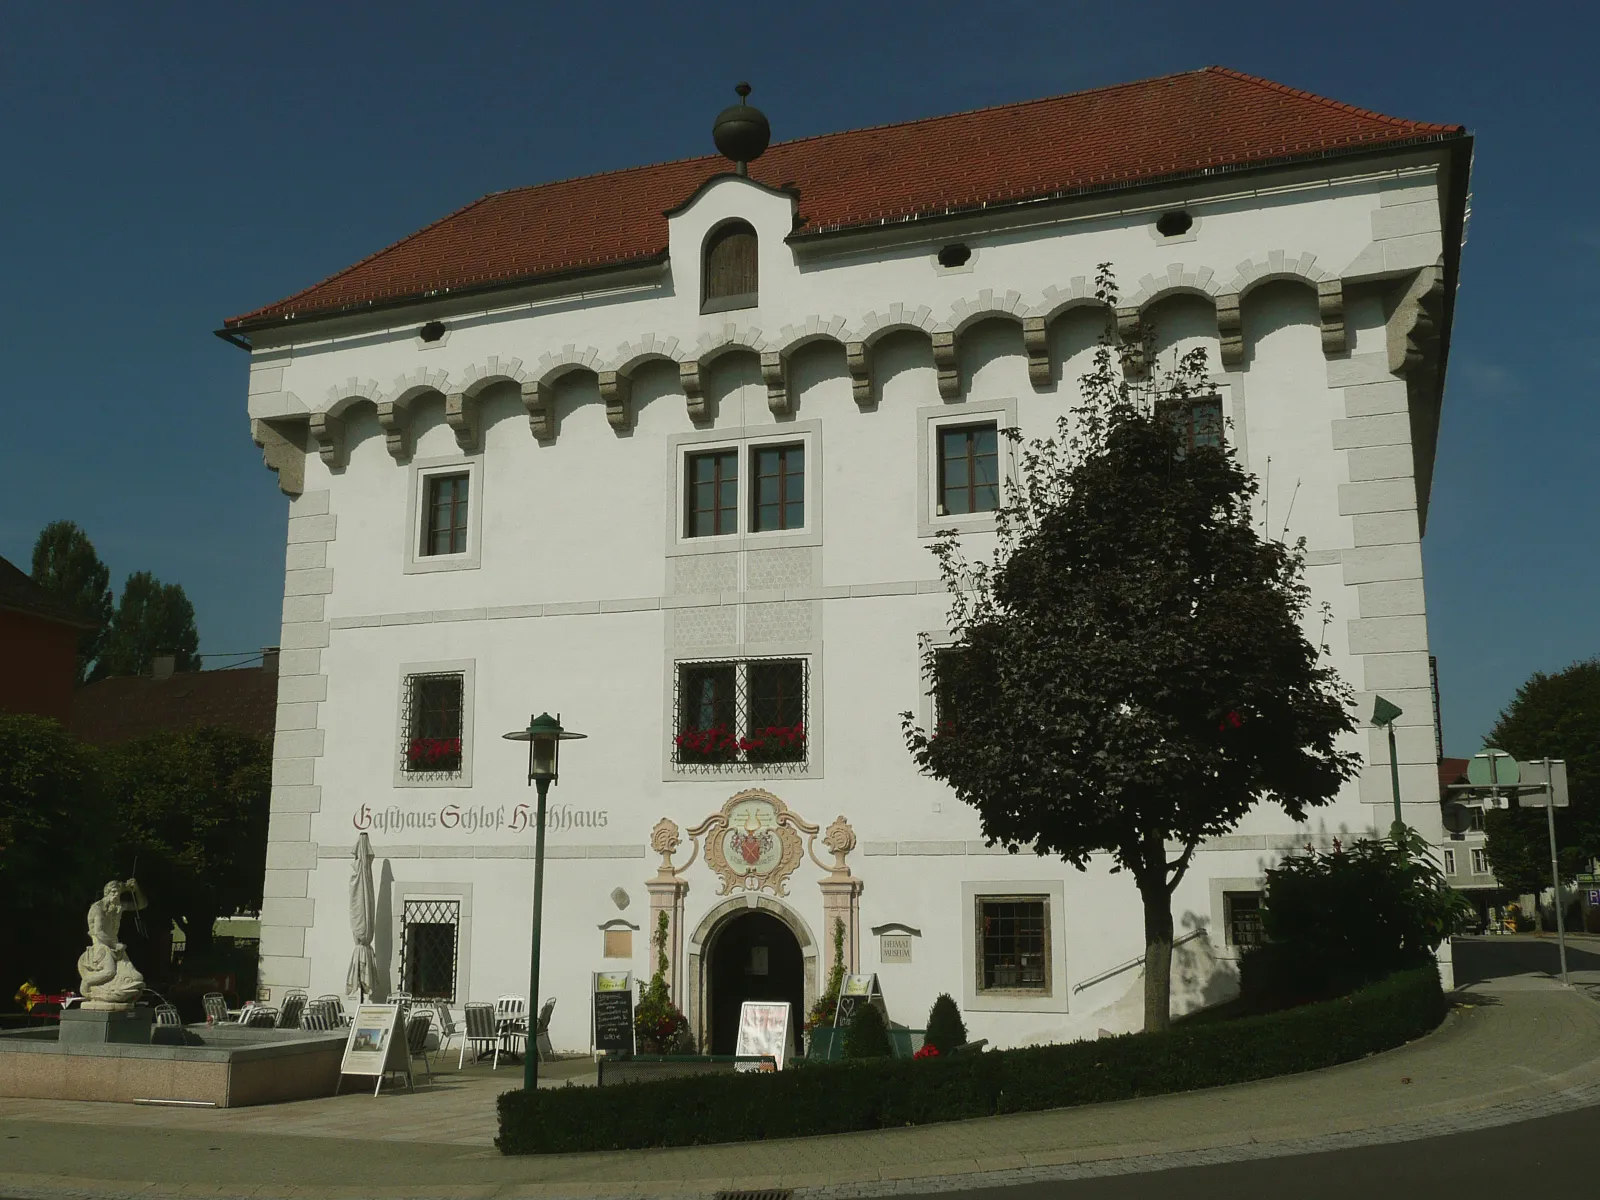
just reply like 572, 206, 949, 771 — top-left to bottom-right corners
713, 82, 770, 175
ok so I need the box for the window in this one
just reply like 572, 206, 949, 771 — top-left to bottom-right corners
1468, 807, 1485, 832
702, 220, 758, 313
400, 900, 460, 1000
686, 450, 738, 538
751, 443, 804, 532
1174, 398, 1224, 454
673, 657, 808, 772
1472, 849, 1490, 875
1225, 892, 1264, 949
1443, 849, 1457, 875
938, 423, 1000, 516
423, 472, 470, 556
402, 672, 464, 778
930, 646, 966, 732
976, 897, 1050, 993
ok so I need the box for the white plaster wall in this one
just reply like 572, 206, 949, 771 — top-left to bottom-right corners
255, 160, 1454, 1042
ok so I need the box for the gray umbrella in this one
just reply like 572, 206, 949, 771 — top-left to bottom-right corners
346, 832, 378, 1000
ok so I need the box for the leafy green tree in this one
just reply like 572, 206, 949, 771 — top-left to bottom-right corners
903, 269, 1359, 1032
100, 727, 270, 957
843, 999, 892, 1059
1482, 657, 1600, 894
30, 520, 113, 684
924, 992, 968, 1054
96, 571, 200, 679
0, 714, 115, 992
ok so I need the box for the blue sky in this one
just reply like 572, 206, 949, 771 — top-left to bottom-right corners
1, 2, 1593, 753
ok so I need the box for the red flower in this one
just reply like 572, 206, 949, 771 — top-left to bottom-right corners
913, 1044, 940, 1059
1217, 711, 1243, 733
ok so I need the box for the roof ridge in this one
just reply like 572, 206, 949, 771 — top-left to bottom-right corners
1201, 65, 1462, 134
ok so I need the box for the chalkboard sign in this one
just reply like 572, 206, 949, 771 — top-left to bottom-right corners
834, 973, 884, 1032
592, 971, 635, 1055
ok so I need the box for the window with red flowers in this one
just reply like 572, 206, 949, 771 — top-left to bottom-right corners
674, 656, 808, 772
402, 672, 464, 777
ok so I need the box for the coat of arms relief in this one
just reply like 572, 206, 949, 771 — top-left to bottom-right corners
651, 789, 856, 897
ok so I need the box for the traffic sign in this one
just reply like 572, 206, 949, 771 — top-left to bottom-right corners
1515, 759, 1569, 809
1467, 750, 1520, 787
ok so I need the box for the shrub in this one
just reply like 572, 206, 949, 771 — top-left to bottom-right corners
497, 966, 1445, 1154
804, 919, 847, 1034
634, 912, 689, 1053
843, 1000, 891, 1059
1240, 825, 1471, 1010
925, 993, 967, 1054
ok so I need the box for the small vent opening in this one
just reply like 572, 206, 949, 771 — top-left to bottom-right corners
1156, 210, 1194, 237
419, 320, 447, 343
937, 243, 972, 268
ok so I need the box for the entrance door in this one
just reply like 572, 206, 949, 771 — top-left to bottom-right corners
707, 911, 804, 1056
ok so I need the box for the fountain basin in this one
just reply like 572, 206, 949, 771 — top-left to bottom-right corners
0, 1022, 347, 1107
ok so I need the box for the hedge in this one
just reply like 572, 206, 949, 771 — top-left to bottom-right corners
497, 966, 1445, 1154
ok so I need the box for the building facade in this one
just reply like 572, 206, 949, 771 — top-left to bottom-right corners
0, 554, 91, 724
227, 68, 1470, 1050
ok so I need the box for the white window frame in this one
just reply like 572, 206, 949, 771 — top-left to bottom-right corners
1442, 849, 1457, 875
1472, 848, 1490, 875
666, 421, 822, 557
391, 883, 472, 1008
961, 880, 1068, 1013
394, 658, 476, 788
405, 454, 483, 574
661, 644, 823, 781
918, 398, 1018, 538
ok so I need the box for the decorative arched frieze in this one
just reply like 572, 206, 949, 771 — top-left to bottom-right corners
313, 378, 381, 467
1220, 252, 1346, 363
518, 346, 601, 442
1123, 264, 1223, 309
1022, 280, 1113, 388
765, 316, 851, 417
322, 378, 383, 419
251, 416, 307, 497
309, 411, 346, 469
451, 356, 531, 450
612, 333, 685, 377
846, 303, 938, 407
936, 289, 1029, 400
681, 325, 769, 422
376, 368, 451, 461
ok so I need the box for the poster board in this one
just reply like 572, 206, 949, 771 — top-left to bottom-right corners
734, 1000, 790, 1070
592, 971, 635, 1056
833, 973, 884, 1032
338, 1003, 409, 1096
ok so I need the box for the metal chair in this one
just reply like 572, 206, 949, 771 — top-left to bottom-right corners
460, 1002, 502, 1069
316, 994, 347, 1026
532, 998, 556, 1062
153, 1003, 182, 1027
302, 1000, 335, 1032
202, 993, 229, 1025
433, 1003, 460, 1061
276, 990, 307, 1029
404, 1008, 434, 1082
243, 1005, 278, 1028
389, 991, 413, 1014
494, 995, 526, 1062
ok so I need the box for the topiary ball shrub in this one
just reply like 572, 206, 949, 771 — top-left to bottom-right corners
843, 1001, 892, 1059
925, 992, 967, 1054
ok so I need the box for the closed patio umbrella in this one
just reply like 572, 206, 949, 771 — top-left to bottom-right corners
347, 832, 378, 1001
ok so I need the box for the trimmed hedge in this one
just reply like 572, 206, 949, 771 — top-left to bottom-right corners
497, 966, 1445, 1154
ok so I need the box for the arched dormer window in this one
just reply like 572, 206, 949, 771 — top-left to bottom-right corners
702, 220, 758, 313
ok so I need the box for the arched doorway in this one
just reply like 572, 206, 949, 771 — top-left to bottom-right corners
706, 910, 805, 1056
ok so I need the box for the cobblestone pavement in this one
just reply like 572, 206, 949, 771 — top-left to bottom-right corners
2, 974, 1597, 1200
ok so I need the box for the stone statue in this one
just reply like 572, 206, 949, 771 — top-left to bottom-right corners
77, 879, 148, 1010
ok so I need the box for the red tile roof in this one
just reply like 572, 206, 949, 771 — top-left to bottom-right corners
1440, 757, 1471, 790
71, 666, 278, 747
0, 554, 97, 629
225, 67, 1463, 331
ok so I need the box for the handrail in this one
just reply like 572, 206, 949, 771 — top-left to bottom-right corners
1071, 928, 1211, 994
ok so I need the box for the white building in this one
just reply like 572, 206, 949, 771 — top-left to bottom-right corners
226, 67, 1470, 1051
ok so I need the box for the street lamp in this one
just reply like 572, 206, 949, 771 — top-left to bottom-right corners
1371, 695, 1404, 839
502, 712, 586, 1091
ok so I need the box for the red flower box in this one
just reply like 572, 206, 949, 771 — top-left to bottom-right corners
407, 736, 462, 771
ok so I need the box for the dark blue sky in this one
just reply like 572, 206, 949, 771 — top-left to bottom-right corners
1, 3, 1592, 754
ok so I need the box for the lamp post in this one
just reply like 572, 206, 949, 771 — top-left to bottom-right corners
1371, 695, 1405, 838
502, 712, 586, 1091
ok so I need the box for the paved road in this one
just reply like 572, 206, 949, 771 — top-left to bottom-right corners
1453, 933, 1600, 987
905, 1104, 1600, 1199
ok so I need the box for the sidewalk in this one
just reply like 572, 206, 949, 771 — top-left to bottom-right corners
2, 976, 1598, 1200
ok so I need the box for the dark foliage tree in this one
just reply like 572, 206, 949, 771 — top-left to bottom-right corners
903, 268, 1359, 1032
30, 520, 113, 684
924, 992, 968, 1054
96, 571, 200, 679
843, 1000, 892, 1059
100, 727, 270, 958
1482, 657, 1600, 894
0, 715, 116, 994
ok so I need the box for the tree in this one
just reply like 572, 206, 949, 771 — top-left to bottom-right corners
96, 571, 200, 679
100, 727, 270, 958
902, 268, 1359, 1032
0, 714, 115, 992
1482, 657, 1600, 894
30, 520, 113, 684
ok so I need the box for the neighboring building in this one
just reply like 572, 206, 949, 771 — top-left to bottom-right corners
0, 553, 94, 723
1437, 756, 1506, 927
225, 68, 1469, 1049
72, 651, 279, 746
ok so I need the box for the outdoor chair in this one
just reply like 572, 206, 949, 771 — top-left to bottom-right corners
202, 993, 229, 1025
316, 994, 347, 1026
389, 991, 413, 1012
243, 1006, 278, 1029
404, 1008, 434, 1082
533, 998, 556, 1062
460, 1002, 502, 1069
276, 990, 307, 1029
494, 995, 526, 1061
302, 1001, 335, 1032
152, 1003, 182, 1027
433, 1003, 460, 1060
